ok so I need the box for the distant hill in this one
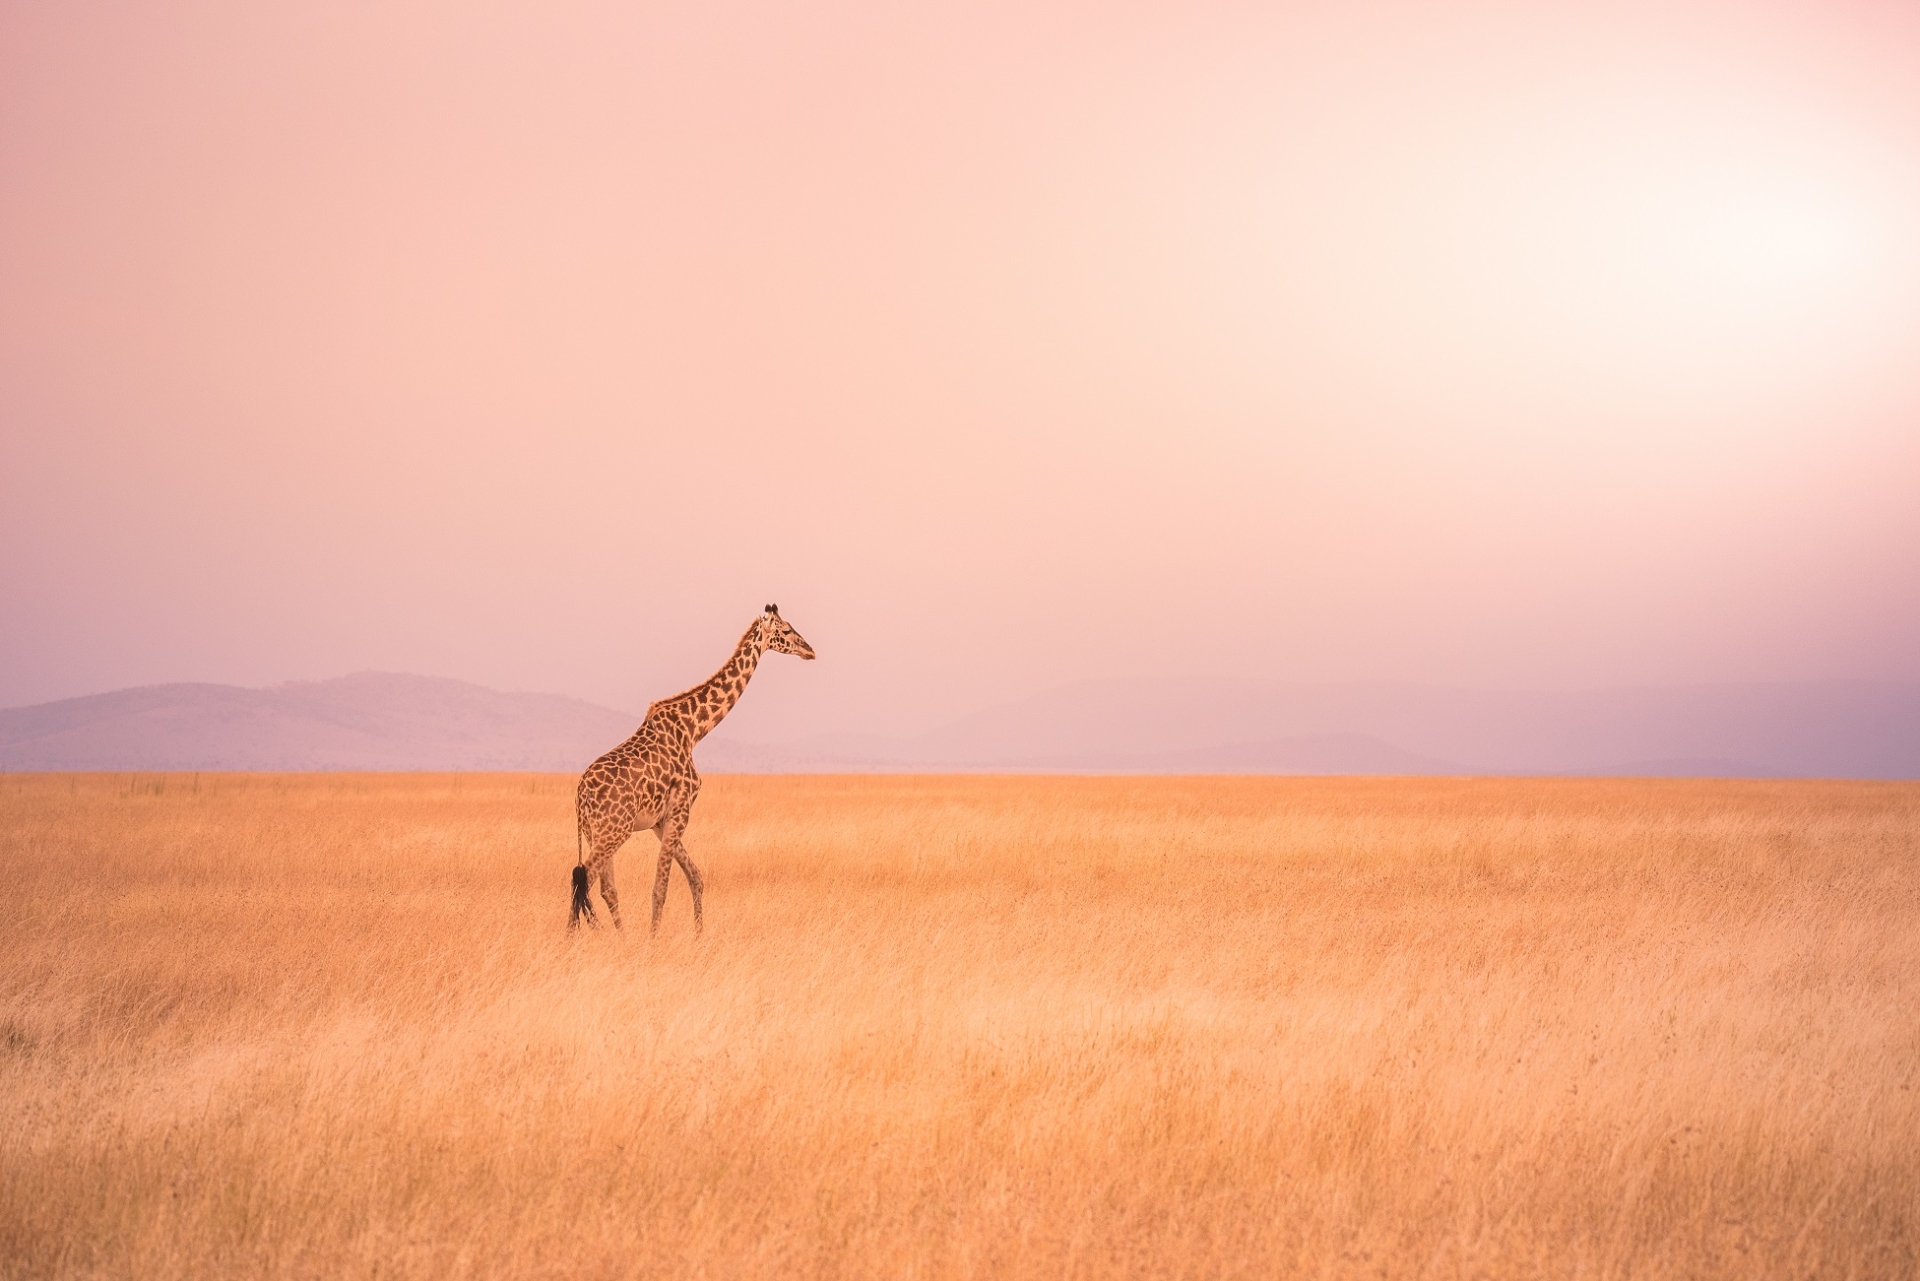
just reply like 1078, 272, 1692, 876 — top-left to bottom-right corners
702, 679, 1920, 778
3, 674, 1915, 777
0, 673, 640, 772
695, 730, 1465, 775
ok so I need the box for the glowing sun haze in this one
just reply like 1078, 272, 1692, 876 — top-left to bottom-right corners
3, 0, 1917, 738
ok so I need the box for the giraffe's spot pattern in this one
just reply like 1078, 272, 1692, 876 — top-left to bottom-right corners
572, 610, 814, 933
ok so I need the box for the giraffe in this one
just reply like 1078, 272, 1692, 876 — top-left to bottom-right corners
571, 604, 815, 933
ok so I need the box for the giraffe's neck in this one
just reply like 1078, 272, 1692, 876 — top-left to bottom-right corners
679, 622, 767, 743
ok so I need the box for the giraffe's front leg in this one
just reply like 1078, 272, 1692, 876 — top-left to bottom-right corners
659, 794, 703, 935
650, 842, 674, 935
672, 846, 705, 935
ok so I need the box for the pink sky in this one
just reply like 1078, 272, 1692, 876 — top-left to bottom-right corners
4, 0, 1919, 739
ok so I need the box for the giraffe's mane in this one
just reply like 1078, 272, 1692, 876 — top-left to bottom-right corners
649, 686, 706, 714
646, 616, 766, 714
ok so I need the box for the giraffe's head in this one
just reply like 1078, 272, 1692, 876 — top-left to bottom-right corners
760, 604, 816, 660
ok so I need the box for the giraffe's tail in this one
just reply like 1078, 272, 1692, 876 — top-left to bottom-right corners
570, 824, 598, 930
570, 865, 597, 929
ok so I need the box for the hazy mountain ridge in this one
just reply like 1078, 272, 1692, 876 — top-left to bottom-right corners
706, 679, 1916, 778
695, 731, 1466, 776
840, 678, 1918, 778
0, 673, 641, 772
3, 674, 1915, 777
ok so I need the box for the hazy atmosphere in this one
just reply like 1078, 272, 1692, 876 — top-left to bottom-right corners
7, 8, 1920, 1277
6, 0, 1920, 744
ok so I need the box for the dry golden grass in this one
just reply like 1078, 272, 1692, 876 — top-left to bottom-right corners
1, 772, 1915, 1279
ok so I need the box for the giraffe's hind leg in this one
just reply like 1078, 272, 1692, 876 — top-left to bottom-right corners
584, 834, 627, 930
596, 853, 624, 930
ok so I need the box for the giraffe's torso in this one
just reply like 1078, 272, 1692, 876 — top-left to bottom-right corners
576, 703, 698, 844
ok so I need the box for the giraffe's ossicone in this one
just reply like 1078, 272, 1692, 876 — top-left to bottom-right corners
571, 604, 816, 933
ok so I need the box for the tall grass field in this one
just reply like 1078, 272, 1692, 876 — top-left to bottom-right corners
2, 772, 1915, 1278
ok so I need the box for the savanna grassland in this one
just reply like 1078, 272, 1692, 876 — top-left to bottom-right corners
1, 772, 1915, 1280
